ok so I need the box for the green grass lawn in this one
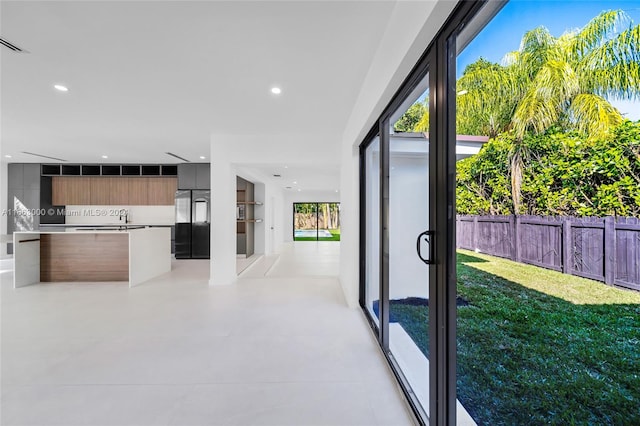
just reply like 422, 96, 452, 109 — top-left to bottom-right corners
390, 250, 640, 425
293, 229, 340, 241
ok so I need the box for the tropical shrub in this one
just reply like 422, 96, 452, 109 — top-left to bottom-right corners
457, 121, 640, 217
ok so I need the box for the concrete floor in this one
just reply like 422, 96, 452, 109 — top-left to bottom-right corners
1, 242, 414, 425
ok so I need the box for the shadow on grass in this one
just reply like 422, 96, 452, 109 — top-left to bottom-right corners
456, 252, 489, 263
386, 256, 640, 425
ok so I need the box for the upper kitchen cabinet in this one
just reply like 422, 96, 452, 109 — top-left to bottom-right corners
178, 163, 210, 189
128, 178, 149, 205
8, 164, 23, 190
148, 178, 177, 205
52, 177, 91, 205
90, 177, 111, 205
51, 176, 176, 206
110, 178, 130, 205
195, 163, 210, 189
178, 164, 196, 189
23, 164, 41, 190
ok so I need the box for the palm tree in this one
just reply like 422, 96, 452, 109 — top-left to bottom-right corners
456, 10, 640, 213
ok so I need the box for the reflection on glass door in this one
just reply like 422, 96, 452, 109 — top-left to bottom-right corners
388, 74, 431, 415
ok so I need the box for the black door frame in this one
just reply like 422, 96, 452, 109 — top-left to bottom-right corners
358, 1, 495, 424
292, 202, 340, 241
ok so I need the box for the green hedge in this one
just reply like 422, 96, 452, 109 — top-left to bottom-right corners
457, 121, 640, 217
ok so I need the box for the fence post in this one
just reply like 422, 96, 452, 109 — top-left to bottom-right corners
472, 216, 479, 252
604, 216, 615, 286
512, 215, 520, 262
562, 217, 572, 275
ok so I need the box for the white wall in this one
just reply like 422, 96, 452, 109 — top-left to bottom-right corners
339, 1, 457, 308
283, 190, 340, 242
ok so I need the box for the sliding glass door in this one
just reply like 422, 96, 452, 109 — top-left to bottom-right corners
387, 73, 432, 415
293, 203, 340, 241
359, 2, 492, 424
361, 61, 436, 420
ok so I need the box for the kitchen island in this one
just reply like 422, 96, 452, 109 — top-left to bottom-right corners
13, 227, 171, 288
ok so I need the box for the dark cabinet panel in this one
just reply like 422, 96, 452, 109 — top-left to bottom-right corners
8, 164, 23, 190
195, 163, 210, 189
175, 223, 191, 259
23, 164, 41, 189
191, 223, 210, 258
178, 164, 196, 189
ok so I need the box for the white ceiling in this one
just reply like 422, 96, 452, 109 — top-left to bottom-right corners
239, 163, 341, 193
0, 1, 397, 166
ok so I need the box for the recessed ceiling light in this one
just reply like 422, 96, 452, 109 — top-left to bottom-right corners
101, 155, 108, 159
293, 181, 297, 184
54, 84, 68, 92
284, 165, 288, 169
271, 87, 281, 95
199, 156, 206, 160
335, 189, 339, 192
5, 155, 12, 158
297, 189, 301, 192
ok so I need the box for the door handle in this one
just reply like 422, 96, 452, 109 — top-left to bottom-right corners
416, 230, 435, 265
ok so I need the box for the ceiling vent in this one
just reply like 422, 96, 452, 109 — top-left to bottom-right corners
165, 152, 190, 162
21, 151, 67, 161
273, 174, 281, 177
0, 38, 26, 52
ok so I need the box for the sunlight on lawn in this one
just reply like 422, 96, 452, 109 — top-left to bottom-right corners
457, 249, 640, 305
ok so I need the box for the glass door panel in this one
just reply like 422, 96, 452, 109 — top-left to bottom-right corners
388, 75, 431, 414
293, 203, 318, 240
364, 136, 381, 325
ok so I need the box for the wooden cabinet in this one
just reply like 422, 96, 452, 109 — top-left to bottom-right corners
52, 176, 176, 206
128, 178, 149, 205
148, 178, 177, 205
52, 177, 90, 205
90, 177, 111, 205
110, 178, 130, 205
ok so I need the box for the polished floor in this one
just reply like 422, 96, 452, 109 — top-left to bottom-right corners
1, 242, 414, 425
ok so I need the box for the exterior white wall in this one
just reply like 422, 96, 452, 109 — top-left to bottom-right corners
338, 1, 456, 308
283, 190, 340, 242
389, 154, 429, 300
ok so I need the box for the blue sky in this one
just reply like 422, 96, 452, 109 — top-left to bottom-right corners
457, 0, 640, 120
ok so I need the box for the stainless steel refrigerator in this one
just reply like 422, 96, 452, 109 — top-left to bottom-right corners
175, 190, 210, 259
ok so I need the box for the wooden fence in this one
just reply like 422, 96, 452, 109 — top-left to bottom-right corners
456, 215, 640, 291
